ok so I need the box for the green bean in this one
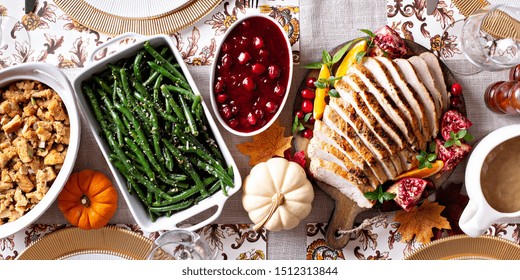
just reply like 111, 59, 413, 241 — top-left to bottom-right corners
143, 41, 187, 83
149, 199, 193, 213
148, 61, 191, 91
160, 85, 185, 122
93, 76, 112, 94
163, 84, 196, 100
124, 137, 155, 181
195, 180, 222, 203
111, 157, 148, 206
83, 84, 112, 141
188, 157, 233, 189
133, 51, 145, 82
163, 147, 174, 172
178, 96, 198, 136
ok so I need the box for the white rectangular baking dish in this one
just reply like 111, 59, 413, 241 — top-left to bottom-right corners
71, 33, 242, 232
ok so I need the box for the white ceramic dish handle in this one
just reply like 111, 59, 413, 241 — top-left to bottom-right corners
87, 32, 145, 64
176, 199, 227, 232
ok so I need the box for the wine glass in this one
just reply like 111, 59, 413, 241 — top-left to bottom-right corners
147, 229, 214, 260
460, 4, 520, 71
0, 15, 30, 68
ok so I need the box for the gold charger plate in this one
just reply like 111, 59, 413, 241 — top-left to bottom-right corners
404, 235, 520, 260
16, 226, 154, 260
53, 0, 221, 35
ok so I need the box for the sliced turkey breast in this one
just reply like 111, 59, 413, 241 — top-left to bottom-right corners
310, 158, 375, 208
407, 56, 443, 116
419, 52, 449, 111
348, 63, 418, 149
324, 104, 401, 179
321, 107, 389, 183
375, 56, 431, 143
394, 58, 439, 137
307, 136, 380, 188
363, 57, 425, 149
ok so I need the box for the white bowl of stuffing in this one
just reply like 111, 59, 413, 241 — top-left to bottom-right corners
0, 63, 80, 239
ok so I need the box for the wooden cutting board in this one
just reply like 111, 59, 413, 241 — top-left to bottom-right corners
293, 39, 463, 250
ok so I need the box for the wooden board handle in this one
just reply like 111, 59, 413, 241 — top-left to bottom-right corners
317, 182, 365, 250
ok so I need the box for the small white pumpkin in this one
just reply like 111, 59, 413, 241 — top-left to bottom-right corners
242, 157, 314, 231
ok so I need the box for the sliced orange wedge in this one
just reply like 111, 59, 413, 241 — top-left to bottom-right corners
395, 160, 444, 180
313, 64, 330, 120
334, 39, 367, 87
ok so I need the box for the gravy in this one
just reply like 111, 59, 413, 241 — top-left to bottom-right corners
481, 137, 520, 213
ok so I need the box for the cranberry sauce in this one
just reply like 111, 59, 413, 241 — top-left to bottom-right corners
213, 16, 290, 133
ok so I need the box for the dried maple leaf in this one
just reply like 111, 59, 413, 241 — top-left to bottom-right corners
236, 120, 293, 166
394, 200, 451, 244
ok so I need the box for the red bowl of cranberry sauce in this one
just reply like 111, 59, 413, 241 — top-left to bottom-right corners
210, 13, 293, 136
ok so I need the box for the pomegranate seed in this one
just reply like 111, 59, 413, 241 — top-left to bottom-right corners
301, 88, 315, 99
451, 83, 463, 96
221, 54, 232, 69
228, 118, 238, 128
242, 77, 255, 92
251, 63, 266, 75
301, 99, 313, 113
214, 80, 225, 93
451, 96, 462, 108
265, 101, 278, 114
238, 52, 251, 65
258, 49, 269, 60
221, 105, 232, 119
247, 112, 257, 125
274, 85, 285, 96
216, 94, 228, 103
294, 110, 304, 119
302, 128, 313, 139
306, 77, 317, 89
253, 36, 264, 49
268, 65, 281, 79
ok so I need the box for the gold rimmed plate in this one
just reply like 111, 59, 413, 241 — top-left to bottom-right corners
404, 235, 520, 260
53, 0, 221, 35
16, 226, 153, 260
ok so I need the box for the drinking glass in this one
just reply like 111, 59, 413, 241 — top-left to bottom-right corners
461, 4, 520, 71
0, 15, 30, 67
147, 229, 214, 260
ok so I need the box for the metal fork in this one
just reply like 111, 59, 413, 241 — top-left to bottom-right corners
247, 0, 259, 9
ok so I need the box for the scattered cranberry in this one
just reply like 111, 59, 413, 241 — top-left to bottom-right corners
268, 65, 281, 79
451, 83, 463, 96
228, 119, 238, 128
216, 93, 228, 103
294, 110, 304, 119
254, 109, 265, 119
307, 115, 315, 124
221, 106, 232, 119
242, 77, 255, 92
302, 128, 313, 139
241, 21, 250, 29
253, 36, 264, 49
251, 63, 266, 75
265, 101, 278, 114
301, 99, 313, 114
238, 52, 251, 65
274, 84, 285, 96
450, 96, 463, 109
306, 77, 317, 89
221, 42, 229, 52
221, 54, 232, 69
258, 49, 269, 60
214, 80, 225, 93
301, 88, 315, 99
231, 106, 239, 115
238, 37, 249, 47
247, 112, 257, 125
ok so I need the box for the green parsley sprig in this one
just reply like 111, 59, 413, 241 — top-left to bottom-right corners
364, 185, 396, 204
444, 129, 474, 148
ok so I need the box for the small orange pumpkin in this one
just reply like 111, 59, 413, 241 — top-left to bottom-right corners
58, 169, 118, 230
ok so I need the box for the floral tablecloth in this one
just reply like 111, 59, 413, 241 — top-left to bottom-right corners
1, 224, 267, 260
0, 0, 300, 69
306, 221, 520, 260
